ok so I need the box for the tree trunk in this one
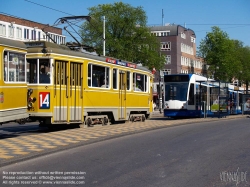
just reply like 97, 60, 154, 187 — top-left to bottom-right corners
246, 80, 249, 94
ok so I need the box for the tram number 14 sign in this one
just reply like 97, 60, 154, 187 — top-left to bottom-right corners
39, 92, 50, 109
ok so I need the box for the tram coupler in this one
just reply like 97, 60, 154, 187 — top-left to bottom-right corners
84, 115, 110, 127
129, 114, 146, 122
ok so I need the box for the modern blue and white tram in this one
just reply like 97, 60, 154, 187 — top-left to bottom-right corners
163, 74, 244, 118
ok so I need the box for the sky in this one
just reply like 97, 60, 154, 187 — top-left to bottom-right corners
1, 0, 250, 49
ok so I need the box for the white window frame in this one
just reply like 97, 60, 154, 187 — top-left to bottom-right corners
161, 42, 171, 51
165, 55, 171, 64
8, 25, 14, 38
191, 36, 196, 43
16, 27, 22, 39
0, 24, 6, 36
162, 69, 171, 75
181, 32, 186, 39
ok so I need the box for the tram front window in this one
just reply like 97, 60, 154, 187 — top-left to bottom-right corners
165, 83, 188, 101
27, 59, 51, 84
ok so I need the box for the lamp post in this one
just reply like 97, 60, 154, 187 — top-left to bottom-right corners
159, 70, 163, 114
103, 16, 105, 56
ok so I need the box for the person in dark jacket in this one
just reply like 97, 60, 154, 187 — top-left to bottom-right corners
39, 68, 50, 83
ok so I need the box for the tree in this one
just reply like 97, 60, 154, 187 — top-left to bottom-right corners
238, 45, 250, 93
79, 2, 165, 70
198, 26, 240, 82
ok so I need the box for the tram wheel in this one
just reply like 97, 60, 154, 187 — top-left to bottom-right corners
142, 115, 145, 122
87, 118, 92, 127
104, 117, 108, 125
130, 116, 134, 122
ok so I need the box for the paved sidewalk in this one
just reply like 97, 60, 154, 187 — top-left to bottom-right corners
0, 113, 248, 167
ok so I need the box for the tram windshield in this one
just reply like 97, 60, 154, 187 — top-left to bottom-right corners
26, 59, 51, 84
165, 82, 189, 101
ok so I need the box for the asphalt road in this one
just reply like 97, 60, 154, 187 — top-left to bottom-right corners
0, 118, 249, 187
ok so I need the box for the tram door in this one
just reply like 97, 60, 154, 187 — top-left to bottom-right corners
69, 63, 83, 122
54, 61, 68, 122
119, 70, 127, 119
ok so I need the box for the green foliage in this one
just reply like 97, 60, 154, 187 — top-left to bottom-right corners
238, 45, 250, 91
79, 2, 165, 70
198, 26, 250, 83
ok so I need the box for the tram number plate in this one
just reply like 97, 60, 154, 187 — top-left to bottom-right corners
39, 92, 50, 109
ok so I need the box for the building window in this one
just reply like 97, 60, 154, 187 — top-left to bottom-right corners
31, 30, 36, 40
0, 24, 6, 36
161, 42, 171, 51
162, 69, 171, 75
24, 28, 29, 39
181, 32, 186, 39
191, 36, 195, 43
8, 25, 14, 38
16, 27, 22, 39
151, 31, 170, 37
38, 31, 40, 41
181, 43, 194, 55
162, 31, 170, 36
165, 55, 171, 64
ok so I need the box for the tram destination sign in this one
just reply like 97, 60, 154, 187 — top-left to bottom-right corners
105, 58, 136, 69
25, 42, 45, 47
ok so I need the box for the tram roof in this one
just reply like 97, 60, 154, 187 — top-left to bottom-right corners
25, 41, 151, 73
0, 37, 27, 50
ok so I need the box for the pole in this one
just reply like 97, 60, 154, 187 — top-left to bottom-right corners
200, 82, 202, 118
159, 71, 162, 113
162, 9, 164, 26
103, 16, 105, 56
204, 101, 206, 118
218, 81, 220, 118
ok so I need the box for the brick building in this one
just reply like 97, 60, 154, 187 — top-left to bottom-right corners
0, 13, 65, 44
149, 24, 205, 102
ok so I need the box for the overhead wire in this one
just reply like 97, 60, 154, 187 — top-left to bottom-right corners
24, 0, 74, 16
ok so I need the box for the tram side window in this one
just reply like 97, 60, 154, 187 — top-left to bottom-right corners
88, 63, 109, 88
201, 85, 207, 101
127, 71, 130, 90
4, 51, 25, 82
133, 73, 147, 92
113, 68, 117, 89
188, 83, 195, 105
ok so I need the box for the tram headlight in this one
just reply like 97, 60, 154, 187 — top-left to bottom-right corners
182, 103, 187, 109
165, 103, 169, 109
28, 102, 33, 108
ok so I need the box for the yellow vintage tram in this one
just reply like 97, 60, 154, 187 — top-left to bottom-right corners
25, 41, 153, 126
0, 37, 28, 125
